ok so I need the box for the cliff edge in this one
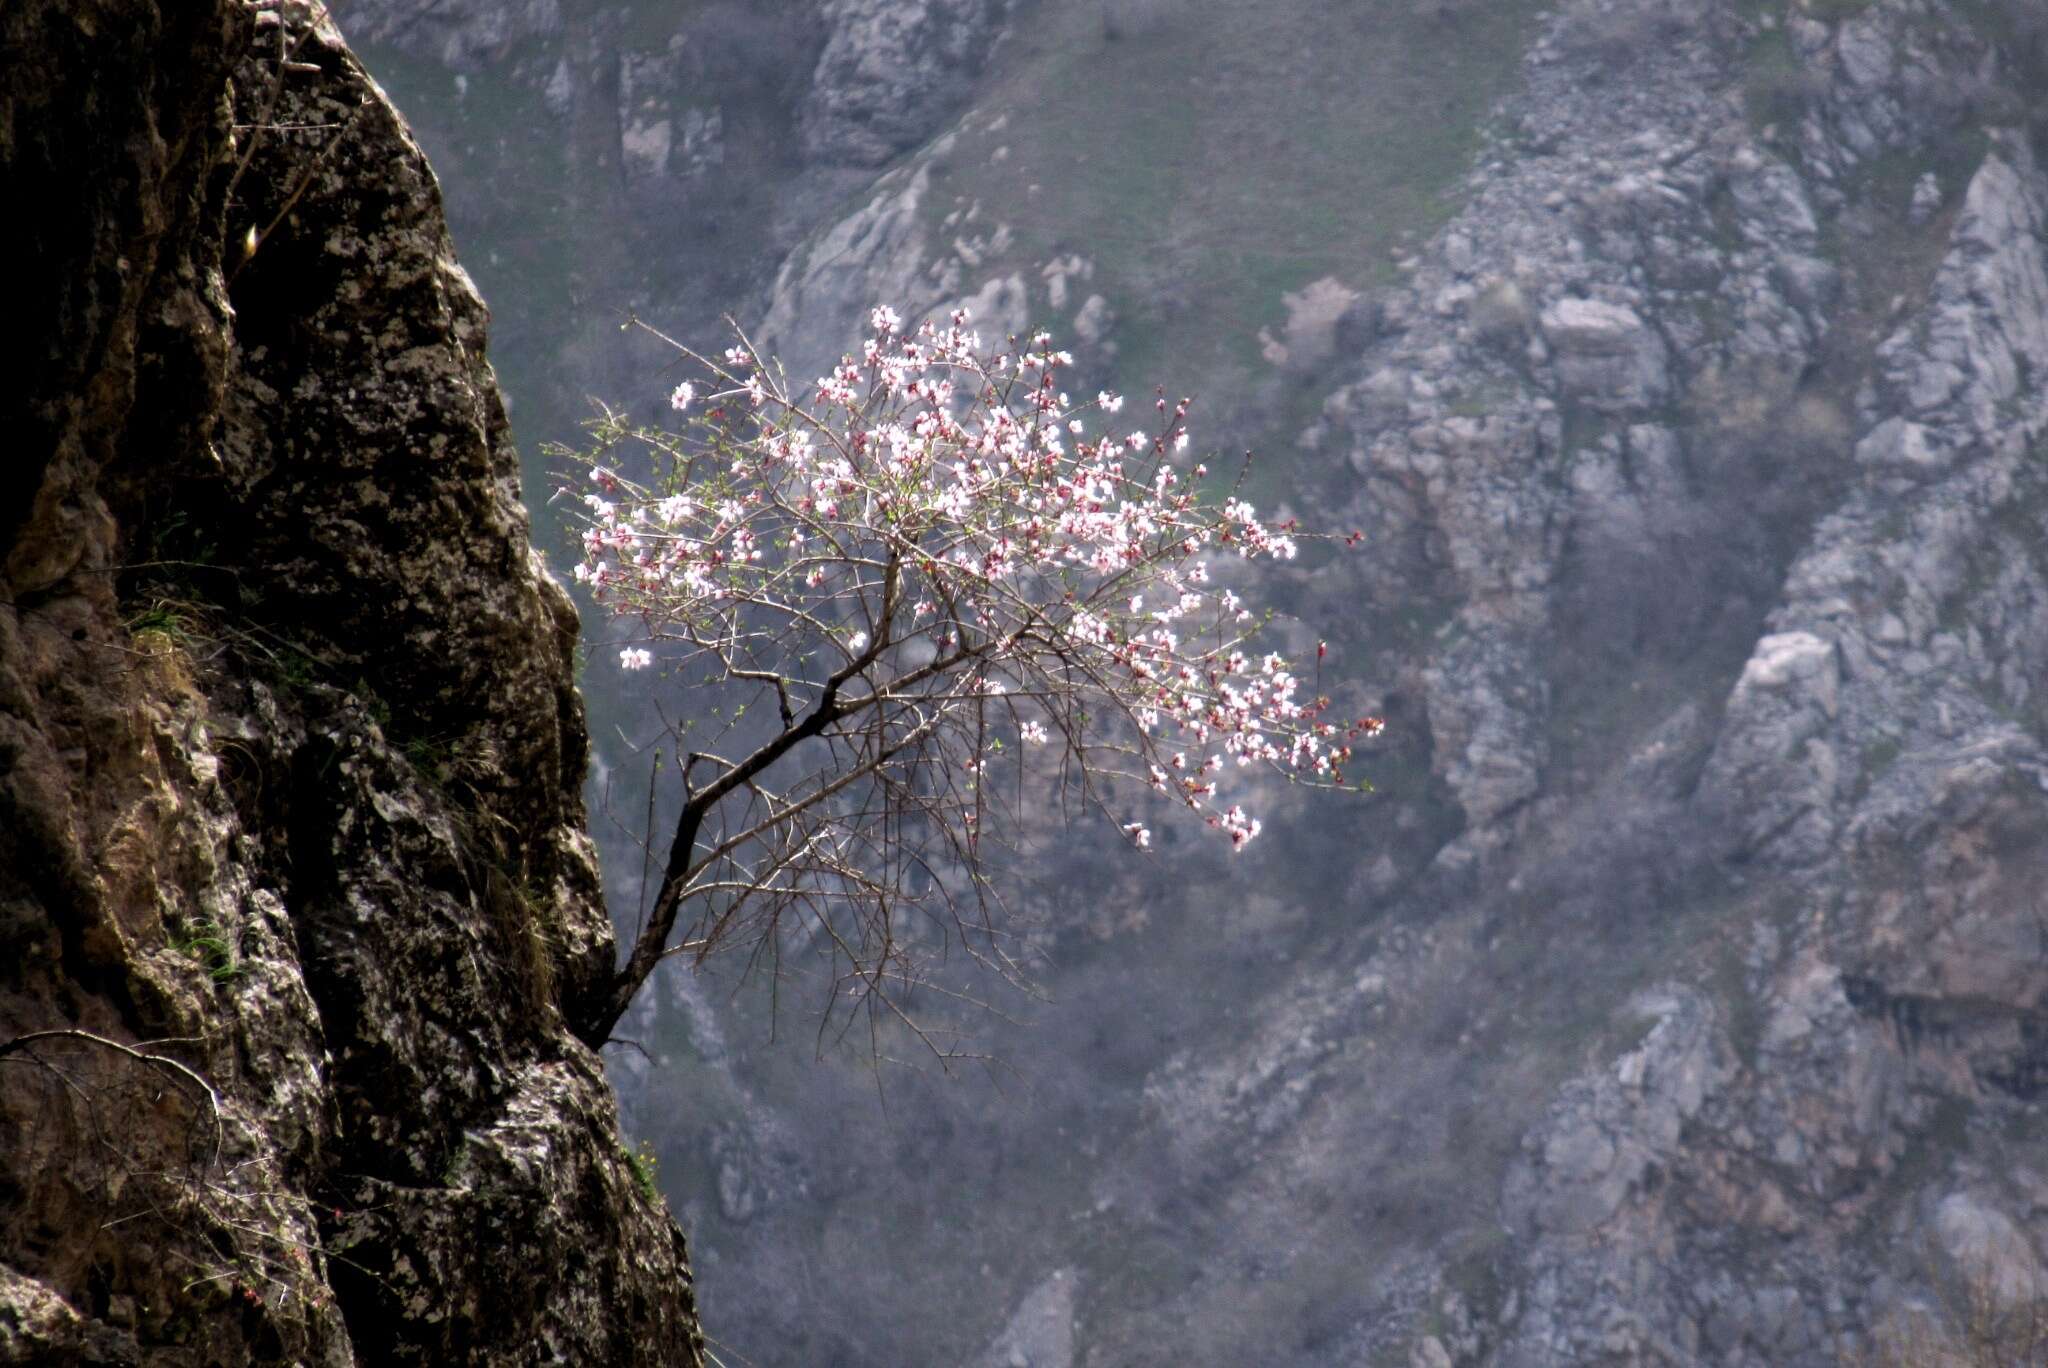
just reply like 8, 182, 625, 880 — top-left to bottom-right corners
0, 2, 703, 1361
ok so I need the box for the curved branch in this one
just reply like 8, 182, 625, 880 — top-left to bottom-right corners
0, 1030, 224, 1167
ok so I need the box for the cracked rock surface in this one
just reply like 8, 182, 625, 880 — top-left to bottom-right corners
0, 2, 703, 1362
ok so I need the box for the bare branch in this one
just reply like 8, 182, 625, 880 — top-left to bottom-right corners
0, 1030, 224, 1167
561, 308, 1378, 1051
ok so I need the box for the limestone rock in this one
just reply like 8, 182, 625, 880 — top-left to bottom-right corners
0, 2, 704, 1361
799, 0, 1010, 167
756, 166, 940, 390
974, 1268, 1078, 1368
327, 0, 562, 71
1539, 297, 1672, 413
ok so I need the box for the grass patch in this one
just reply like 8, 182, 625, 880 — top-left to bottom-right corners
622, 1137, 663, 1204
1861, 734, 1903, 780
171, 919, 245, 985
1712, 943, 1763, 1069
124, 597, 204, 643
1742, 25, 1819, 137
911, 0, 1547, 479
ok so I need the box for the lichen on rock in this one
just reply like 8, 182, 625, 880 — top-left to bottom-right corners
0, 1, 704, 1361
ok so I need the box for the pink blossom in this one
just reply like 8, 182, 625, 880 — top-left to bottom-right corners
561, 306, 1366, 860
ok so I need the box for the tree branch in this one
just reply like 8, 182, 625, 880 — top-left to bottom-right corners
0, 1030, 224, 1167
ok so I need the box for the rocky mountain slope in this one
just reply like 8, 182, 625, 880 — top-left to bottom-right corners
229, 0, 2048, 1364
1, 2, 703, 1361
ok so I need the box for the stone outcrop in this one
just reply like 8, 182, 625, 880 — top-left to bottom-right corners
1304, 3, 2048, 1361
799, 0, 1011, 168
0, 2, 702, 1361
316, 0, 563, 72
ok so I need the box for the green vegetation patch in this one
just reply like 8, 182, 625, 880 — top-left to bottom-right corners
172, 919, 245, 985
917, 0, 1547, 407
622, 1137, 663, 1204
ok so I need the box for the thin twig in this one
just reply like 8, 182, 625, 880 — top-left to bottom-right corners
0, 1030, 225, 1167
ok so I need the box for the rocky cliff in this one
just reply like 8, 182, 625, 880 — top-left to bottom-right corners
1, 2, 702, 1361
275, 0, 2048, 1364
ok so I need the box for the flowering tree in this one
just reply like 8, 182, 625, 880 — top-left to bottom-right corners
561, 308, 1381, 1051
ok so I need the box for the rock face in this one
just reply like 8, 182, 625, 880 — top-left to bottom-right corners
0, 2, 702, 1362
1306, 3, 2048, 1361
799, 0, 1011, 168
312, 0, 563, 71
